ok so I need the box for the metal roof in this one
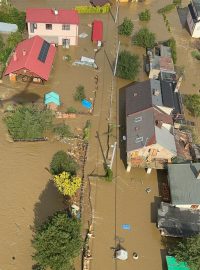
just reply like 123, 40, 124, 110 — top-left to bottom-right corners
0, 22, 18, 33
158, 202, 200, 238
168, 163, 200, 205
166, 256, 190, 270
155, 126, 177, 156
125, 80, 162, 116
192, 0, 200, 16
44, 91, 60, 105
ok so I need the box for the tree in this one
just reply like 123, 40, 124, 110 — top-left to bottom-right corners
118, 17, 134, 36
53, 172, 81, 197
132, 27, 156, 48
0, 34, 5, 52
7, 31, 23, 49
184, 94, 200, 117
50, 151, 79, 175
116, 50, 140, 80
171, 235, 200, 270
53, 124, 73, 139
74, 85, 86, 101
165, 38, 177, 64
4, 105, 53, 140
139, 9, 151, 21
32, 212, 82, 270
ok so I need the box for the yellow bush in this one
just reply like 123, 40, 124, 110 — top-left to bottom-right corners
53, 172, 81, 197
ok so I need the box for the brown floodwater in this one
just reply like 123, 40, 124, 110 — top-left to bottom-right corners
0, 0, 199, 269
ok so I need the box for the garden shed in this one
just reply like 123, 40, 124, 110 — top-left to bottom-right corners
92, 20, 103, 42
44, 91, 60, 111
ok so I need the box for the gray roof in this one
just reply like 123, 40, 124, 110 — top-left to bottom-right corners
126, 107, 176, 153
126, 108, 155, 152
125, 80, 162, 116
168, 163, 200, 205
192, 0, 200, 16
160, 45, 172, 58
155, 126, 177, 156
158, 202, 200, 237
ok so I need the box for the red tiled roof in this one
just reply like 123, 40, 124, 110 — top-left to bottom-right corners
92, 20, 103, 42
4, 35, 56, 80
26, 8, 79, 25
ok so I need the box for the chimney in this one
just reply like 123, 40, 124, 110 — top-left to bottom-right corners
54, 8, 58, 15
197, 170, 200, 180
22, 50, 26, 56
13, 52, 17, 61
153, 89, 160, 96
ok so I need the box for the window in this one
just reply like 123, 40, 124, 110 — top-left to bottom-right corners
62, 24, 70, 30
30, 23, 37, 33
135, 137, 143, 143
134, 116, 142, 123
46, 24, 52, 30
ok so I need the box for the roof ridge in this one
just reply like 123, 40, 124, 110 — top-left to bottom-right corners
24, 36, 39, 68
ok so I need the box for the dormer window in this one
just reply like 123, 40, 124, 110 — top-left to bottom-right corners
135, 137, 143, 143
134, 116, 142, 123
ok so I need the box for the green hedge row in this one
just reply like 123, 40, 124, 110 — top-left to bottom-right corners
75, 4, 110, 14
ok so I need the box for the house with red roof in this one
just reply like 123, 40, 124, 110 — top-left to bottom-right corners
26, 8, 79, 47
4, 35, 56, 83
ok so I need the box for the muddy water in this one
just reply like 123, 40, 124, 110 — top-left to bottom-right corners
1, 0, 199, 269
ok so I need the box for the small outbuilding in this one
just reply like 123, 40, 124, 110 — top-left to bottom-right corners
0, 22, 18, 33
44, 91, 60, 111
166, 256, 190, 270
4, 35, 56, 83
92, 20, 103, 43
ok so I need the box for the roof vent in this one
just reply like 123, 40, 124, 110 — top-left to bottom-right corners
54, 8, 58, 15
133, 92, 138, 97
22, 50, 26, 56
153, 89, 160, 96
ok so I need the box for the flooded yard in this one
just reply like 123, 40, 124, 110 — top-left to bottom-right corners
0, 0, 200, 269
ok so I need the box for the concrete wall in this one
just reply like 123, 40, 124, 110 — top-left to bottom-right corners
27, 22, 78, 45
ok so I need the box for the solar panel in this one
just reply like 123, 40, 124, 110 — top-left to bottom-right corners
38, 40, 50, 63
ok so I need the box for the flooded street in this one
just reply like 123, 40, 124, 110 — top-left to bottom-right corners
0, 0, 200, 269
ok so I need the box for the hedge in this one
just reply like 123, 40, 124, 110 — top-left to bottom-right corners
75, 4, 110, 14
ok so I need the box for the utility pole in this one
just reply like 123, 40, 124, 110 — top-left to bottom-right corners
96, 131, 107, 166
114, 1, 119, 23
113, 40, 120, 76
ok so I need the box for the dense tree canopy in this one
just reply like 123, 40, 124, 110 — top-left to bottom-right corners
32, 212, 82, 270
116, 50, 140, 80
4, 105, 53, 139
132, 27, 156, 48
118, 17, 134, 36
53, 172, 81, 197
50, 151, 79, 175
171, 235, 200, 270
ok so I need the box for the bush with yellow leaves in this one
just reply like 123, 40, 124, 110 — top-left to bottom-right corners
53, 172, 81, 197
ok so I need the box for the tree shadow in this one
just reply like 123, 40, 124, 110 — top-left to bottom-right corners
33, 180, 66, 228
150, 196, 162, 223
156, 169, 168, 197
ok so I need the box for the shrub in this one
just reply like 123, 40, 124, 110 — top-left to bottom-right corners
32, 212, 82, 270
105, 166, 113, 182
0, 6, 26, 32
83, 120, 91, 142
0, 34, 5, 52
53, 124, 73, 139
66, 106, 77, 113
53, 172, 81, 197
0, 47, 12, 64
157, 4, 176, 14
4, 105, 53, 140
183, 94, 200, 117
118, 17, 134, 36
75, 4, 110, 14
74, 85, 86, 102
139, 9, 151, 21
7, 31, 23, 49
132, 27, 156, 48
50, 150, 79, 175
191, 50, 200, 60
165, 38, 177, 64
116, 50, 140, 80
